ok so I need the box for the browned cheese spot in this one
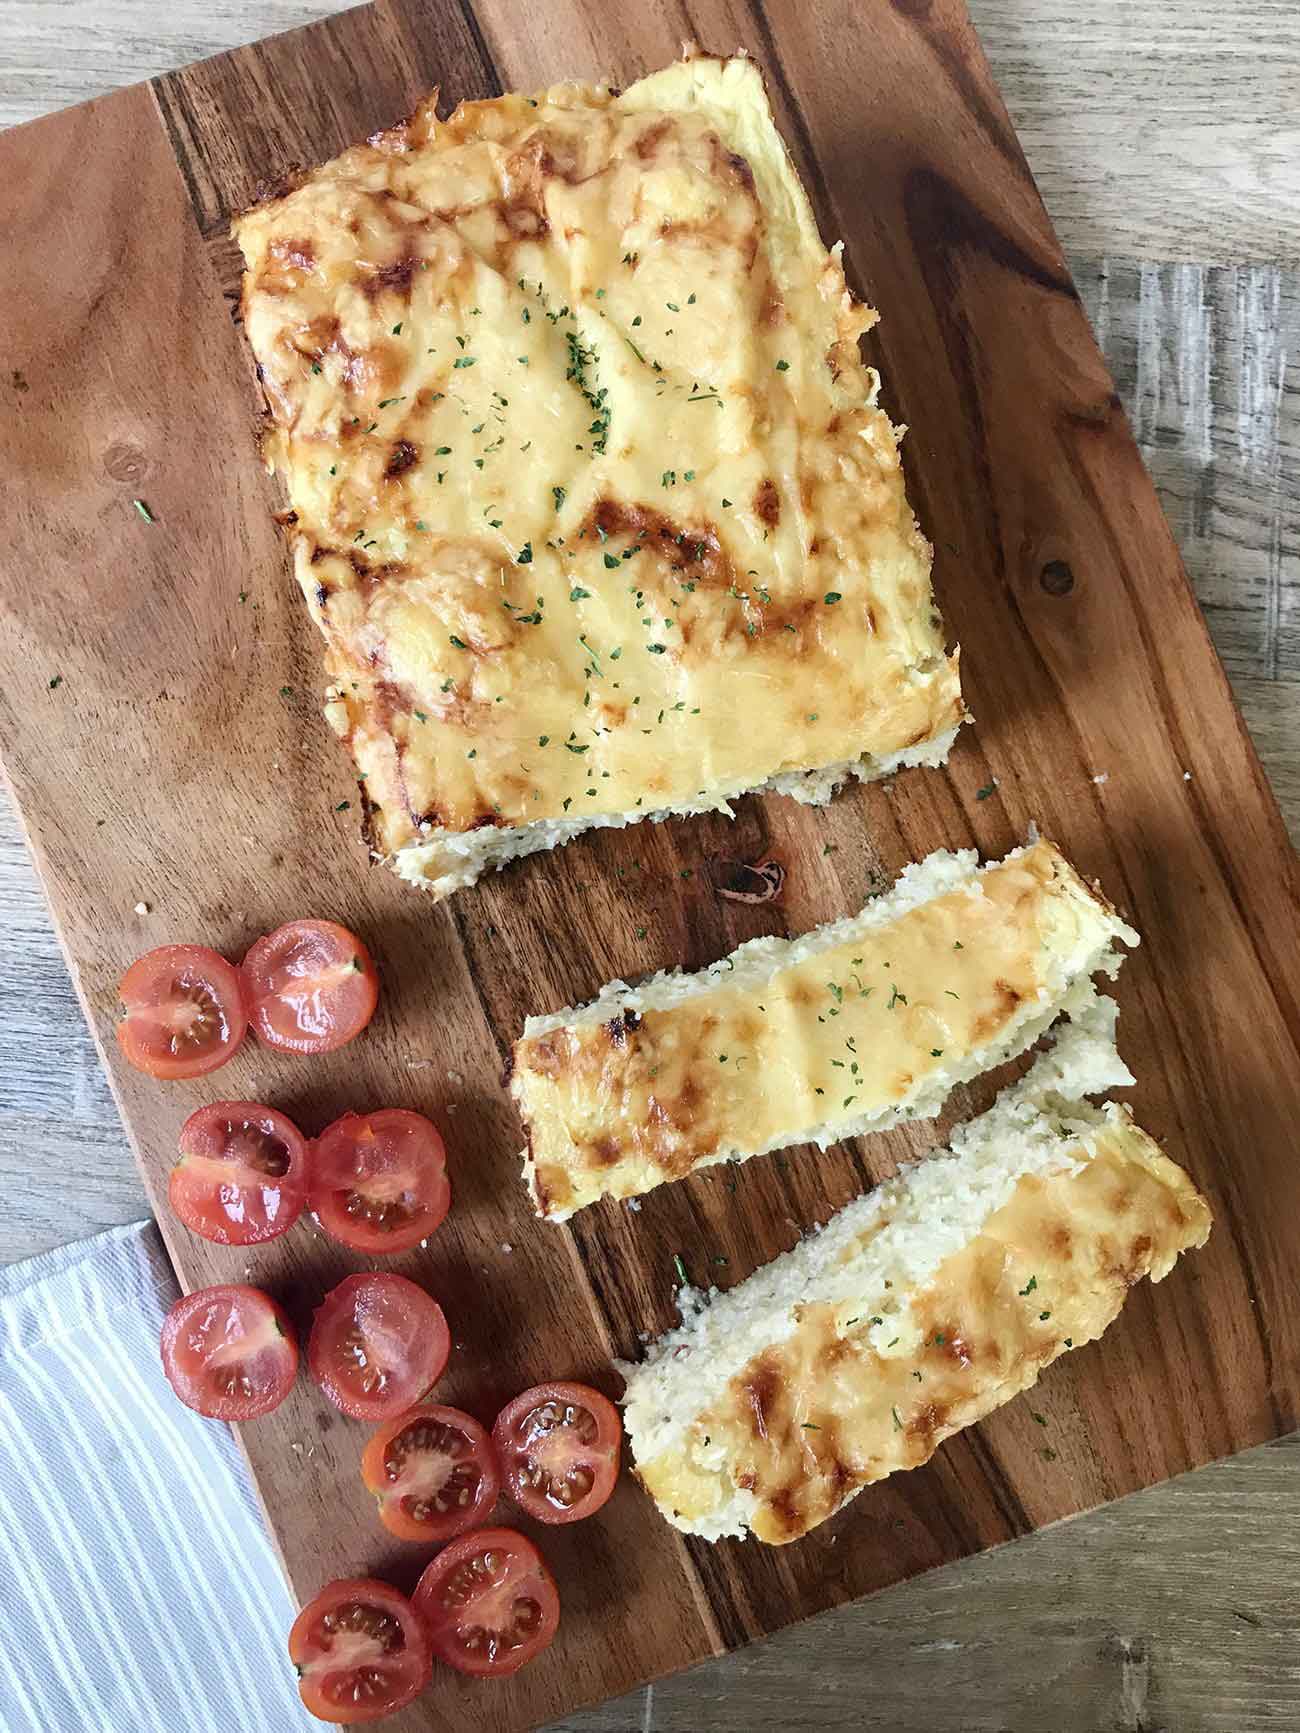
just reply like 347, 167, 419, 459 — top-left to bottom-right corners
273, 238, 315, 271
970, 977, 1028, 1044
585, 497, 818, 645
385, 439, 419, 479
754, 478, 781, 527
937, 1329, 974, 1369
362, 255, 423, 299
740, 1353, 785, 1443
759, 282, 786, 327
584, 1135, 623, 1171
635, 118, 674, 161
906, 1401, 950, 1449
525, 1031, 572, 1082
504, 200, 548, 238
605, 1009, 643, 1048
722, 148, 756, 194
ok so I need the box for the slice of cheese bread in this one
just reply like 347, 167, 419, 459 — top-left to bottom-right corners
510, 838, 1138, 1220
619, 999, 1211, 1544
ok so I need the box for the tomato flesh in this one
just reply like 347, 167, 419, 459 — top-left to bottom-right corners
241, 919, 379, 1055
117, 944, 247, 1079
160, 1284, 297, 1420
169, 1101, 307, 1245
413, 1528, 559, 1678
309, 1274, 449, 1422
361, 1403, 499, 1543
493, 1381, 621, 1524
289, 1577, 430, 1725
310, 1110, 450, 1256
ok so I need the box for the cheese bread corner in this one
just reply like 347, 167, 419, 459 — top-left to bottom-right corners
235, 51, 964, 897
619, 998, 1211, 1544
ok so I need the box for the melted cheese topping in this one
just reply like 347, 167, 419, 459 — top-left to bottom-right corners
235, 55, 962, 888
636, 1119, 1210, 1544
511, 841, 1133, 1218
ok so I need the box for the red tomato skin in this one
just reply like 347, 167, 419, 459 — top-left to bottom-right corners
289, 1577, 431, 1725
360, 1404, 500, 1543
240, 920, 379, 1055
309, 1109, 451, 1257
493, 1380, 622, 1525
116, 944, 247, 1080
169, 1101, 308, 1246
308, 1274, 450, 1423
413, 1527, 559, 1678
160, 1284, 297, 1421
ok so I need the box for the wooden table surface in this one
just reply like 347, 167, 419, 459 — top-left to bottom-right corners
3, 4, 1297, 1729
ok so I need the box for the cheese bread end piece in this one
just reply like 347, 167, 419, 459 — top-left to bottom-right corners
234, 51, 964, 898
619, 1001, 1211, 1544
509, 838, 1138, 1220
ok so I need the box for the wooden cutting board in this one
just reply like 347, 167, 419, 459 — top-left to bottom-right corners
2, 1, 1298, 1728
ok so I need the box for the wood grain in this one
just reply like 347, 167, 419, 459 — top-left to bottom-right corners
2, 3, 1299, 1730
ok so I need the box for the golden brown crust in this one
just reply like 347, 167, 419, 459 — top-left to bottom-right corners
637, 1119, 1211, 1543
234, 57, 961, 886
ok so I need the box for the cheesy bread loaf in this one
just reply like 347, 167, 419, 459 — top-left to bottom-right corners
235, 52, 964, 897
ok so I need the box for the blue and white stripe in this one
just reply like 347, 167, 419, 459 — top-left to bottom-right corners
0, 1222, 314, 1733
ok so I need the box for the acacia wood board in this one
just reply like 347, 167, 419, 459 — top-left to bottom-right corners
1, 2, 1298, 1729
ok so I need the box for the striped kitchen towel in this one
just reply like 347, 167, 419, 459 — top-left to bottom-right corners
0, 1221, 314, 1733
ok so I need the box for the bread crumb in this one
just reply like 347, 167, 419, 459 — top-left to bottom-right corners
448, 1069, 464, 1086
1091, 771, 1109, 786
1183, 770, 1192, 782
626, 1197, 642, 1212
134, 901, 150, 915
500, 1242, 514, 1254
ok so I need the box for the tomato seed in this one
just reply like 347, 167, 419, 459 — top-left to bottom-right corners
319, 1604, 403, 1653
344, 1190, 418, 1230
224, 1122, 291, 1177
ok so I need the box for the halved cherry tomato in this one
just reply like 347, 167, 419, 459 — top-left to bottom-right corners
413, 1528, 559, 1678
117, 944, 247, 1080
241, 919, 378, 1055
309, 1110, 450, 1256
493, 1380, 621, 1524
361, 1403, 499, 1543
161, 1283, 297, 1420
289, 1577, 430, 1725
169, 1101, 307, 1246
309, 1274, 449, 1422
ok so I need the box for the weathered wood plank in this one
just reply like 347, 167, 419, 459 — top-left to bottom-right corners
1076, 260, 1300, 695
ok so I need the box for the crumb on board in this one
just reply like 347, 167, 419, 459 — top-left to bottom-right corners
500, 1242, 514, 1254
133, 901, 150, 915
1091, 771, 1109, 785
